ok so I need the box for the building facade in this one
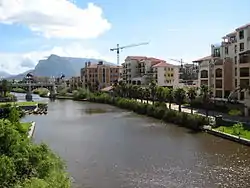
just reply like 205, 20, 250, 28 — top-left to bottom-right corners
81, 61, 121, 90
195, 23, 250, 100
152, 61, 175, 87
122, 56, 165, 85
69, 76, 82, 91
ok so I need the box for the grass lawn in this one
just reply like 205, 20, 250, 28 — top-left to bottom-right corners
215, 126, 250, 140
0, 101, 46, 107
20, 122, 32, 132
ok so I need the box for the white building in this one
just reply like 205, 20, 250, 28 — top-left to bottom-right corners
152, 61, 175, 87
122, 56, 164, 85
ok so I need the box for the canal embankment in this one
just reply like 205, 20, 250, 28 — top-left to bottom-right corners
28, 121, 36, 138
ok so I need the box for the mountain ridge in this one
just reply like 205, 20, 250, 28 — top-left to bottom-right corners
7, 54, 115, 80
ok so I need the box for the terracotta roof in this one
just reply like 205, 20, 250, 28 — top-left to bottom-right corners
86, 64, 121, 69
125, 56, 147, 61
147, 57, 164, 62
236, 23, 250, 31
125, 56, 165, 63
87, 64, 98, 68
192, 56, 211, 62
152, 61, 174, 68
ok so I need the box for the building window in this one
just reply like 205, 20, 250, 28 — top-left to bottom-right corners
239, 30, 244, 40
215, 68, 222, 77
215, 80, 222, 88
164, 68, 166, 71
234, 56, 237, 64
200, 70, 208, 78
235, 79, 237, 87
234, 45, 237, 53
235, 68, 237, 76
240, 43, 244, 51
215, 90, 223, 98
171, 73, 173, 77
240, 67, 249, 77
225, 47, 228, 55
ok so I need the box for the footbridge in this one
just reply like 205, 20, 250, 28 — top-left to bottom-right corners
12, 83, 56, 91
12, 82, 57, 100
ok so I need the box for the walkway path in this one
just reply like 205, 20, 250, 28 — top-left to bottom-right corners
137, 99, 250, 124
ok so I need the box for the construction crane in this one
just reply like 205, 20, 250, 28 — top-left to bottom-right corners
110, 42, 149, 65
168, 58, 189, 67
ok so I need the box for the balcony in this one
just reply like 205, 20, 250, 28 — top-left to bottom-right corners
214, 59, 223, 65
239, 51, 250, 64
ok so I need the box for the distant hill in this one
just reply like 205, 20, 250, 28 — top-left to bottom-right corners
7, 54, 115, 79
0, 70, 12, 78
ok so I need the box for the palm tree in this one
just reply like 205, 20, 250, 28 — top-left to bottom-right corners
149, 81, 157, 104
137, 87, 144, 103
165, 88, 174, 109
200, 85, 212, 117
144, 87, 151, 104
174, 88, 186, 112
187, 87, 197, 114
156, 86, 166, 103
131, 85, 139, 100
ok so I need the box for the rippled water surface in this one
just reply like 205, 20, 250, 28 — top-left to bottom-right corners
21, 95, 250, 188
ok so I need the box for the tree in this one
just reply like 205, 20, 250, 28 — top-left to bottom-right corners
156, 86, 166, 103
0, 120, 71, 188
187, 87, 197, 114
144, 87, 151, 104
174, 88, 186, 112
165, 88, 174, 109
0, 79, 11, 97
200, 85, 212, 117
149, 81, 157, 104
137, 87, 144, 103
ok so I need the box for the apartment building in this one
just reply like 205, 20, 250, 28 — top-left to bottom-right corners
68, 76, 82, 91
151, 61, 175, 87
81, 61, 121, 90
122, 56, 164, 85
195, 23, 250, 100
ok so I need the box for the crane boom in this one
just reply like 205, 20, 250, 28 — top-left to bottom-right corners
168, 58, 189, 65
110, 42, 149, 65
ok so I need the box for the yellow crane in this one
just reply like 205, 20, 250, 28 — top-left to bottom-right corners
110, 42, 149, 65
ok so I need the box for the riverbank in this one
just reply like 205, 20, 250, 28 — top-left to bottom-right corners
204, 126, 250, 146
20, 121, 36, 138
28, 121, 36, 138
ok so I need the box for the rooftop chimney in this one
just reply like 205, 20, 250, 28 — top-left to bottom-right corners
98, 61, 103, 65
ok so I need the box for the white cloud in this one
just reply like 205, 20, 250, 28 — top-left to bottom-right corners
0, 43, 115, 75
0, 0, 111, 39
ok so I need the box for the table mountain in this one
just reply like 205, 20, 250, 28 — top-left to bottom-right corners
7, 54, 114, 79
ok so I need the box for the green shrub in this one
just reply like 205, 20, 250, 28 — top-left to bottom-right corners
11, 88, 26, 93
0, 120, 71, 188
88, 94, 209, 131
228, 109, 242, 116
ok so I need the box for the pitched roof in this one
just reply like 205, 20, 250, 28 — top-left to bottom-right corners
125, 56, 147, 61
125, 56, 165, 63
192, 56, 211, 62
152, 61, 173, 68
236, 23, 250, 31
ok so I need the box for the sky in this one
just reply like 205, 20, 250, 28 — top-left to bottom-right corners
0, 0, 250, 74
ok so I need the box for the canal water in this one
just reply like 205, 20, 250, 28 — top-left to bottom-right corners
19, 93, 250, 188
